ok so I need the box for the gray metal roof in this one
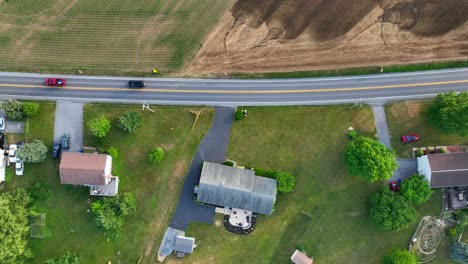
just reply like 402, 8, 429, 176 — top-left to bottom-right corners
197, 162, 277, 215
174, 236, 195, 254
428, 153, 468, 188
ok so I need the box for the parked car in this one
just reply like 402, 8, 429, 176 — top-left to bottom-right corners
15, 158, 23, 176
52, 143, 62, 158
45, 78, 66, 86
401, 134, 419, 143
0, 117, 5, 132
389, 181, 399, 192
8, 144, 17, 163
61, 134, 70, 150
128, 80, 145, 88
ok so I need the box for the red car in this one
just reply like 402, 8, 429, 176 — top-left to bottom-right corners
389, 182, 399, 192
401, 134, 419, 143
45, 78, 66, 86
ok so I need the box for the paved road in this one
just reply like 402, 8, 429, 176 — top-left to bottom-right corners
54, 101, 84, 152
169, 107, 234, 231
0, 69, 466, 105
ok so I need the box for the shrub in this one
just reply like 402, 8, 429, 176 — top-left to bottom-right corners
254, 168, 265, 176
148, 147, 164, 165
117, 111, 143, 133
87, 115, 111, 138
16, 139, 48, 163
22, 102, 39, 118
28, 182, 51, 201
447, 225, 463, 240
276, 172, 296, 193
235, 110, 245, 120
91, 193, 136, 230
223, 161, 234, 166
265, 170, 277, 179
415, 149, 424, 157
43, 251, 84, 264
0, 99, 23, 120
429, 92, 468, 136
438, 148, 447, 153
107, 147, 118, 160
348, 129, 357, 139
383, 249, 418, 264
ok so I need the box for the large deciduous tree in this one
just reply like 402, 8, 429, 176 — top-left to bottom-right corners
400, 174, 433, 205
369, 189, 416, 231
429, 91, 468, 136
383, 249, 418, 264
344, 136, 397, 183
0, 189, 32, 264
16, 139, 48, 163
87, 115, 111, 138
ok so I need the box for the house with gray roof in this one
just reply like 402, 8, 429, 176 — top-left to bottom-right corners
417, 152, 468, 188
196, 162, 277, 215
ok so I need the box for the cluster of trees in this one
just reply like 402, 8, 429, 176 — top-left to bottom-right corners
91, 193, 137, 230
369, 175, 432, 231
16, 139, 48, 163
0, 189, 32, 264
0, 99, 39, 120
344, 136, 398, 183
87, 111, 144, 139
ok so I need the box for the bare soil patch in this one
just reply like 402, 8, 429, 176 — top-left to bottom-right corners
185, 0, 468, 75
404, 101, 421, 117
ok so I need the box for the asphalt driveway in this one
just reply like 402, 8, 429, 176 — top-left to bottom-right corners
371, 104, 391, 149
169, 107, 234, 231
53, 101, 84, 152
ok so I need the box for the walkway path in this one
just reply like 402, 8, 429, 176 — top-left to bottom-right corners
53, 101, 84, 152
371, 104, 391, 149
169, 106, 234, 231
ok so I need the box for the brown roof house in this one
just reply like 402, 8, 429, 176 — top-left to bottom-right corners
291, 249, 313, 264
417, 152, 468, 188
59, 152, 119, 196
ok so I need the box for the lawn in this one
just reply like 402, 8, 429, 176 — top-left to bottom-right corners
386, 100, 468, 158
181, 105, 453, 264
0, 0, 231, 75
2, 102, 214, 263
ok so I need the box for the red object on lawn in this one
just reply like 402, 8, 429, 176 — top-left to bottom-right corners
401, 134, 419, 143
389, 181, 399, 192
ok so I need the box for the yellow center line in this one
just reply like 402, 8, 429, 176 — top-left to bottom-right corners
0, 79, 466, 94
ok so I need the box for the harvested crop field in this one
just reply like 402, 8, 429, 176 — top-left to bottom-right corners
185, 0, 468, 75
0, 0, 231, 74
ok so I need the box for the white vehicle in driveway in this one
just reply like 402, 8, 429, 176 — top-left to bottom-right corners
8, 144, 17, 163
15, 158, 23, 176
0, 117, 5, 132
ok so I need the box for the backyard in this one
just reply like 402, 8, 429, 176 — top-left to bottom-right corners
0, 0, 231, 75
2, 102, 214, 263
386, 100, 468, 158
181, 105, 452, 264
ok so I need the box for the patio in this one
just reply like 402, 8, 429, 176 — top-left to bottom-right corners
228, 208, 252, 229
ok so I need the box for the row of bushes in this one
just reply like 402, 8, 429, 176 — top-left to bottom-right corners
0, 99, 40, 120
415, 148, 447, 157
88, 111, 144, 139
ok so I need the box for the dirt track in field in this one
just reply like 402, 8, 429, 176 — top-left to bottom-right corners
185, 0, 468, 75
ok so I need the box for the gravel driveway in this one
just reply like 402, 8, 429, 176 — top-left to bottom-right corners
53, 101, 84, 152
371, 104, 391, 149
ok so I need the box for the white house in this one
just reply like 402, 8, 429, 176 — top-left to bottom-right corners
417, 152, 468, 188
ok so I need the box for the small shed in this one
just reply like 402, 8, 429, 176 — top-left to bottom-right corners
291, 249, 313, 264
174, 236, 196, 257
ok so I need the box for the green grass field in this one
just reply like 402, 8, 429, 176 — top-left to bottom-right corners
385, 100, 468, 158
181, 106, 453, 264
2, 103, 214, 263
0, 0, 231, 75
